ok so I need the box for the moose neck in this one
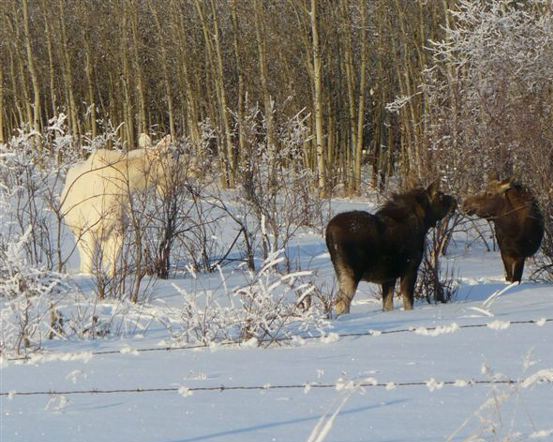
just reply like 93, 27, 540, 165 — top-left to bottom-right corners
117, 149, 162, 192
496, 188, 542, 224
377, 189, 433, 233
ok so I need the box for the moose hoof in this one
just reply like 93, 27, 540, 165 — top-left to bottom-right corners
335, 299, 351, 315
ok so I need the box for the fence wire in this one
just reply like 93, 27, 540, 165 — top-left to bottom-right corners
6, 317, 552, 362
3, 319, 552, 399
2, 378, 533, 398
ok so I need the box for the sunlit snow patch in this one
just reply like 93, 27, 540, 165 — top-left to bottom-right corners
414, 323, 460, 337
487, 320, 511, 330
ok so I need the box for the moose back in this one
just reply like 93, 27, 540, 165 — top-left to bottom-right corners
326, 182, 456, 314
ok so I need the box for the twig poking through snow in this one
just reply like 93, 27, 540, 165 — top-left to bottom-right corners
521, 369, 553, 388
45, 395, 69, 412
482, 281, 519, 308
468, 306, 495, 317
306, 394, 352, 442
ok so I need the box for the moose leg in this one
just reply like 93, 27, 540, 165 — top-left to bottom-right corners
381, 280, 396, 312
334, 267, 359, 315
500, 252, 515, 282
77, 230, 96, 274
400, 269, 418, 311
104, 232, 124, 277
511, 257, 525, 283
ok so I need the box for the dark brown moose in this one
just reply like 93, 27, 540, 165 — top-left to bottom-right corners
326, 182, 457, 314
463, 178, 544, 283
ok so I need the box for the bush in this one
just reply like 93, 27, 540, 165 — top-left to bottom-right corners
0, 228, 69, 355
419, 0, 553, 279
168, 251, 329, 347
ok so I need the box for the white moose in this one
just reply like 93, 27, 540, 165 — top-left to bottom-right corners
61, 134, 175, 275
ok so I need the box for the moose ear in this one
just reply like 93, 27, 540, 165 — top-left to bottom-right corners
426, 179, 440, 196
497, 178, 512, 193
155, 135, 172, 151
138, 133, 152, 149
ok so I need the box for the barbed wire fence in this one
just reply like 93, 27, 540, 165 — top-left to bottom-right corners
2, 316, 552, 399
1, 378, 541, 398
6, 317, 552, 362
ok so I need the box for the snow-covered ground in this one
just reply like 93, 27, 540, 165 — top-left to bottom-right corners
2, 202, 553, 442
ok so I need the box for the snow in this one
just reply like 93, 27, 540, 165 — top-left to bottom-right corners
486, 320, 511, 330
530, 429, 553, 439
521, 369, 553, 389
425, 378, 445, 392
414, 323, 460, 336
2, 202, 553, 442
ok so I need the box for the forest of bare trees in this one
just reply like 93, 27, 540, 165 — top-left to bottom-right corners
1, 0, 552, 270
0, 0, 460, 192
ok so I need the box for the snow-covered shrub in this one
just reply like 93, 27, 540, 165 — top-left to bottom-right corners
0, 229, 172, 353
0, 115, 85, 271
235, 250, 322, 343
118, 130, 228, 279
170, 184, 229, 275
0, 228, 70, 355
167, 251, 329, 346
415, 215, 461, 304
449, 359, 553, 441
0, 131, 61, 270
235, 106, 323, 268
122, 132, 216, 279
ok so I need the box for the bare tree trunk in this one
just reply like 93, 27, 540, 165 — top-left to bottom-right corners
338, 0, 357, 192
58, 0, 80, 136
253, 0, 276, 166
0, 66, 4, 143
194, 0, 234, 187
7, 41, 24, 128
129, 0, 147, 136
353, 0, 368, 193
40, 0, 58, 119
311, 0, 326, 195
119, 7, 135, 147
84, 38, 97, 138
8, 8, 33, 129
230, 0, 246, 169
171, 0, 201, 146
149, 0, 175, 138
209, 0, 236, 187
22, 0, 41, 132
